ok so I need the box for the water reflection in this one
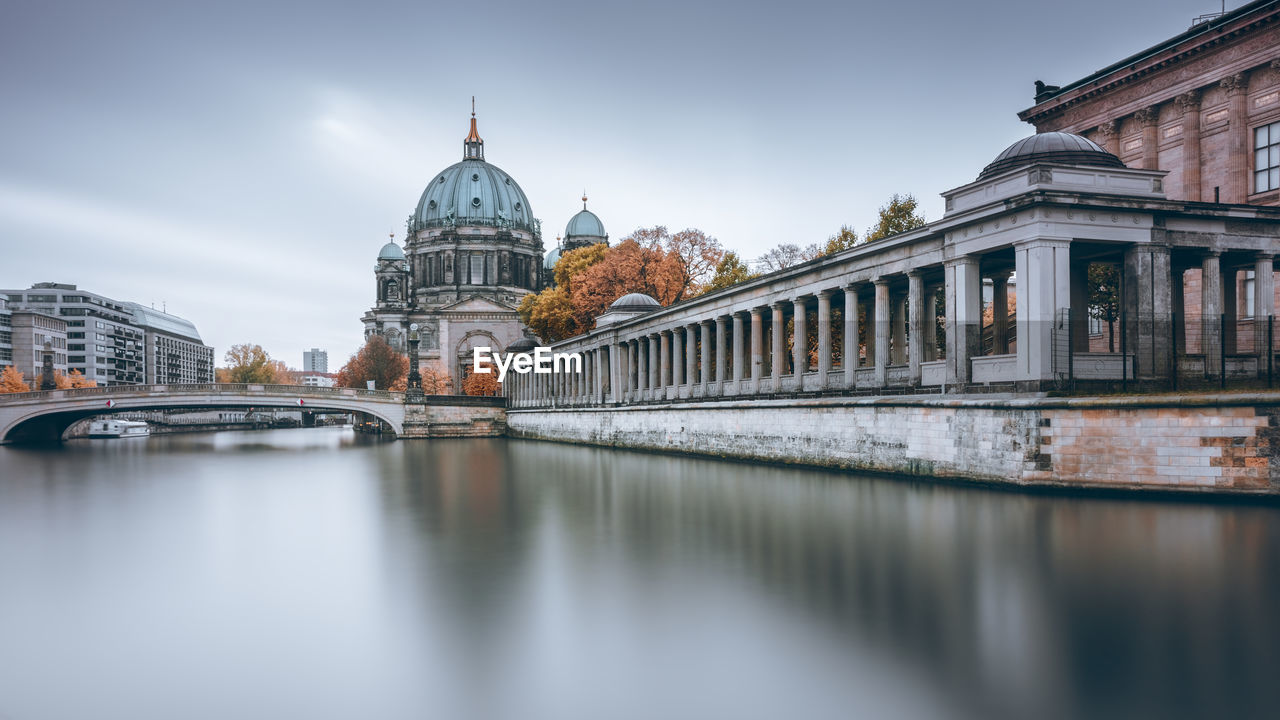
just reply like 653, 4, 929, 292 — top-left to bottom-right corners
0, 430, 1276, 719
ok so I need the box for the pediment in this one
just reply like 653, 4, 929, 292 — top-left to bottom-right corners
437, 296, 517, 313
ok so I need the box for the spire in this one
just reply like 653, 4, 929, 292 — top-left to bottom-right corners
463, 96, 484, 160
582, 191, 588, 210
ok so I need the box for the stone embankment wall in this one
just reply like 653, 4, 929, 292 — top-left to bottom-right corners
507, 394, 1280, 494
401, 400, 506, 438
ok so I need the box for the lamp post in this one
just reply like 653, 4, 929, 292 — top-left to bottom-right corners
406, 323, 423, 400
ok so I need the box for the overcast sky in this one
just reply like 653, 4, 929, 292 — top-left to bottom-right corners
0, 0, 1235, 367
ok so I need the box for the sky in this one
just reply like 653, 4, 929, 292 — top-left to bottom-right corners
0, 0, 1238, 367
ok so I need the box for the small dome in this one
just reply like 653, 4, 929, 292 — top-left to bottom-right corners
979, 132, 1125, 180
378, 241, 405, 260
565, 208, 606, 241
543, 246, 561, 270
609, 292, 661, 310
506, 334, 538, 353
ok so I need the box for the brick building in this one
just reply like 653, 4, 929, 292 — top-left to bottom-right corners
1020, 0, 1280, 354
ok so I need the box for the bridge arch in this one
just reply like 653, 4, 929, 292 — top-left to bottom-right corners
0, 385, 407, 444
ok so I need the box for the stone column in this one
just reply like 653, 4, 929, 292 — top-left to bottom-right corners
844, 284, 859, 387
1135, 106, 1160, 171
672, 327, 684, 386
1256, 254, 1275, 369
715, 316, 728, 392
770, 302, 785, 392
732, 312, 745, 392
1203, 251, 1223, 376
628, 340, 638, 400
891, 292, 907, 365
1223, 265, 1238, 356
1096, 120, 1119, 157
649, 334, 660, 399
923, 284, 938, 362
612, 342, 623, 403
1122, 244, 1173, 379
660, 331, 671, 393
817, 290, 833, 386
792, 297, 808, 386
1222, 72, 1249, 202
873, 278, 890, 386
908, 271, 923, 384
992, 273, 1009, 354
945, 256, 982, 385
1176, 91, 1202, 201
700, 320, 712, 395
637, 336, 649, 399
1017, 238, 1074, 382
1171, 267, 1187, 354
685, 325, 697, 396
750, 308, 764, 393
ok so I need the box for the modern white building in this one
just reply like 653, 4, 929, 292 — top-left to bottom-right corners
2, 283, 213, 385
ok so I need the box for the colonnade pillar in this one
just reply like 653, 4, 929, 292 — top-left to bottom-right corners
685, 325, 697, 395
732, 312, 746, 390
792, 297, 807, 387
907, 271, 923, 384
700, 321, 712, 394
1256, 254, 1275, 369
770, 302, 785, 391
660, 331, 671, 393
844, 284, 859, 387
946, 256, 982, 385
1016, 238, 1073, 381
750, 308, 764, 393
817, 290, 832, 386
1122, 244, 1172, 379
672, 327, 684, 386
992, 273, 1010, 355
873, 279, 890, 387
715, 316, 728, 391
1203, 251, 1223, 376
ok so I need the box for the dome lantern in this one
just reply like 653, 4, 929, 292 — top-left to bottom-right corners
464, 96, 484, 161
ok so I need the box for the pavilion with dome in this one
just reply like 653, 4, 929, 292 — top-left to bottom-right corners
362, 107, 610, 390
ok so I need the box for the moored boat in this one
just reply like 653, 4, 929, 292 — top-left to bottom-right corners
87, 420, 151, 438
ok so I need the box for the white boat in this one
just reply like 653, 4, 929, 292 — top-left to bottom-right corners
88, 419, 151, 439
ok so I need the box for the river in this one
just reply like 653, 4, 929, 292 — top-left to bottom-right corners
0, 427, 1277, 719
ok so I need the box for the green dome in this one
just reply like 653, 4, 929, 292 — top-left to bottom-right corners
565, 208, 606, 241
543, 245, 561, 270
378, 240, 405, 260
414, 159, 537, 234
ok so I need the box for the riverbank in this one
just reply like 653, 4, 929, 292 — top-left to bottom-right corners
508, 392, 1280, 495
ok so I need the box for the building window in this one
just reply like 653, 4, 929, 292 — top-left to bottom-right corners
471, 254, 484, 285
1256, 121, 1280, 193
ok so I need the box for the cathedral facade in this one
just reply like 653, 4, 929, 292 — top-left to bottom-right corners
363, 109, 609, 391
362, 111, 546, 391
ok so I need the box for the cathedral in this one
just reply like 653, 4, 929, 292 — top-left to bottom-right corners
362, 108, 607, 390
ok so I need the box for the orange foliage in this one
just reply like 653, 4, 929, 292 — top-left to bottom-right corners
0, 366, 30, 393
462, 371, 500, 396
64, 369, 97, 388
420, 365, 452, 395
336, 335, 409, 391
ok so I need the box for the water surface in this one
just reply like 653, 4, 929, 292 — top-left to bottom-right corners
1, 428, 1277, 719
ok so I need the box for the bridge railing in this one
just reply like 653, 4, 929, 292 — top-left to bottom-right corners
0, 383, 403, 404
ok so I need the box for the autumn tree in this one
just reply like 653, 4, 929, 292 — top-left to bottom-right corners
758, 242, 821, 273
420, 365, 452, 395
823, 225, 859, 255
864, 194, 926, 243
0, 366, 30, 393
462, 371, 500, 396
703, 251, 758, 293
220, 344, 293, 384
64, 369, 96, 388
518, 287, 578, 342
336, 335, 408, 391
667, 228, 725, 300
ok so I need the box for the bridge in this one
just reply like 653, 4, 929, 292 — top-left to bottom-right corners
0, 383, 407, 444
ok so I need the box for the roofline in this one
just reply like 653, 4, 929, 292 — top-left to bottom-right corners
1017, 0, 1280, 122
